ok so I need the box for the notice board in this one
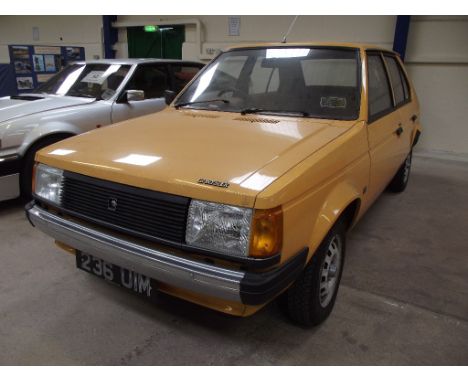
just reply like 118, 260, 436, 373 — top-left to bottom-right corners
8, 44, 85, 93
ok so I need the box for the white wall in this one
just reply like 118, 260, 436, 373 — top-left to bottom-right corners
0, 16, 103, 63
405, 16, 468, 158
114, 15, 396, 61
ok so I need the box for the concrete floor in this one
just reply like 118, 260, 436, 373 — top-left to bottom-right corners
0, 156, 467, 365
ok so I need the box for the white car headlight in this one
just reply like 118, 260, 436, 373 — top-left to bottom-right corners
34, 163, 64, 205
186, 200, 253, 258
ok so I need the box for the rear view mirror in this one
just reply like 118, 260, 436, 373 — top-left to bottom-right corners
164, 90, 177, 105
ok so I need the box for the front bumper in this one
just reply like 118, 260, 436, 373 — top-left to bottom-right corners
26, 202, 308, 305
0, 154, 21, 201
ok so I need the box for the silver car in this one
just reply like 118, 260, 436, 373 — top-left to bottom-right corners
0, 58, 204, 202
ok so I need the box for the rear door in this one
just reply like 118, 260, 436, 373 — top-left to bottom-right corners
111, 63, 169, 123
383, 54, 419, 150
366, 51, 408, 200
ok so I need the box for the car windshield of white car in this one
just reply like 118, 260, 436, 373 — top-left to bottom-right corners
175, 47, 361, 120
34, 63, 131, 100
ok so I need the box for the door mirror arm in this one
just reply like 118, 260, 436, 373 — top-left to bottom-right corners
164, 90, 177, 105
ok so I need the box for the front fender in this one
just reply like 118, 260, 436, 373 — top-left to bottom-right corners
307, 181, 361, 261
19, 121, 81, 157
1, 101, 111, 157
0, 114, 81, 157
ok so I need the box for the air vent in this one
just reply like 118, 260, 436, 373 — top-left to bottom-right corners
182, 112, 219, 119
10, 95, 44, 101
234, 117, 280, 124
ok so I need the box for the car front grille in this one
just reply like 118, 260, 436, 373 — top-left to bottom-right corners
61, 171, 190, 244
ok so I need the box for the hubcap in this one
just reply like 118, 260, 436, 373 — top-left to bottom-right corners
319, 235, 342, 308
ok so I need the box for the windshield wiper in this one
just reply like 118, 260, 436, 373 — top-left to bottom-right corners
240, 108, 310, 117
175, 99, 230, 109
240, 107, 267, 115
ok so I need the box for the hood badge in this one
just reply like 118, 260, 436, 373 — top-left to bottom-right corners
198, 178, 230, 188
107, 197, 118, 211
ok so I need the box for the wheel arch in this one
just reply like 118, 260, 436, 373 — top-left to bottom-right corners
22, 131, 76, 163
306, 182, 362, 262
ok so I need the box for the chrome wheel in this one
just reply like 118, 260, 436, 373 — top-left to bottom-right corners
319, 234, 342, 308
403, 152, 412, 184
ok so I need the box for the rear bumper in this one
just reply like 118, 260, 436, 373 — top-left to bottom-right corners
26, 202, 307, 305
0, 154, 21, 201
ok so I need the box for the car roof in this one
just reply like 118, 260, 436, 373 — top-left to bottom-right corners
74, 58, 204, 65
225, 42, 398, 55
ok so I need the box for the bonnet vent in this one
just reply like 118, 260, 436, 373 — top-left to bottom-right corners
182, 112, 219, 119
234, 117, 280, 124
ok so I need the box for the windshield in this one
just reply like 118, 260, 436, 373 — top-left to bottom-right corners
34, 63, 131, 100
175, 47, 361, 120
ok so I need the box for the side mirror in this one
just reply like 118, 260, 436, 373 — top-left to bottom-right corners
164, 90, 177, 105
126, 90, 145, 102
118, 89, 145, 103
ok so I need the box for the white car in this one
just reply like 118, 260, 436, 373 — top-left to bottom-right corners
0, 58, 204, 202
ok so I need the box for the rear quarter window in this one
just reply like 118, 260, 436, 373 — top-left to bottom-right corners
384, 55, 408, 106
367, 54, 393, 121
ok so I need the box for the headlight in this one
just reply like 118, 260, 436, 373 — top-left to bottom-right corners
33, 163, 64, 205
186, 200, 253, 258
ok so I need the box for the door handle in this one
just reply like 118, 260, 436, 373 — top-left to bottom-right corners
411, 114, 418, 122
395, 126, 404, 136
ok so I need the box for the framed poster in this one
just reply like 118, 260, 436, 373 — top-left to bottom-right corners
44, 55, 57, 72
32, 54, 45, 72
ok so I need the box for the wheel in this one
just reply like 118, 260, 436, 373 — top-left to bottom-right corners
281, 222, 346, 327
20, 135, 71, 200
388, 150, 412, 193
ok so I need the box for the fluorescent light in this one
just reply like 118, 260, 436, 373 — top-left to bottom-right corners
240, 173, 276, 191
56, 65, 86, 95
114, 154, 161, 166
190, 63, 219, 102
48, 149, 76, 156
266, 48, 310, 59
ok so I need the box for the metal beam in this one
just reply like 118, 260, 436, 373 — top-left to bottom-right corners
393, 16, 411, 61
103, 15, 118, 59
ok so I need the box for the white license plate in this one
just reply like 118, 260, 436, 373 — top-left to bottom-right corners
76, 252, 157, 299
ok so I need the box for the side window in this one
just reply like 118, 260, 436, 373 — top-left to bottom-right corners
125, 64, 169, 99
171, 64, 203, 93
367, 54, 393, 120
384, 55, 405, 106
398, 61, 410, 101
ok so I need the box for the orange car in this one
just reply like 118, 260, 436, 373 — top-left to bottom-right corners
26, 43, 421, 326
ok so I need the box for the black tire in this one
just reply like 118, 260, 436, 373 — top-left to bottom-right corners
281, 221, 346, 327
20, 135, 72, 200
388, 150, 412, 193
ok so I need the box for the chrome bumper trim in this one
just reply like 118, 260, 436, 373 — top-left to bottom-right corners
0, 173, 20, 202
27, 204, 244, 302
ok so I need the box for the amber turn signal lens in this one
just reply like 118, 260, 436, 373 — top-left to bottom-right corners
249, 206, 283, 258
31, 162, 38, 194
